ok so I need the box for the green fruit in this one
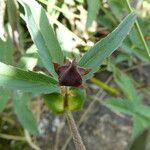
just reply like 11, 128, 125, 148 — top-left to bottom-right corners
43, 87, 86, 114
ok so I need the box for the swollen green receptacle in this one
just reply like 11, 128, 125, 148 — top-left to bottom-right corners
68, 87, 86, 111
43, 93, 64, 113
43, 87, 86, 114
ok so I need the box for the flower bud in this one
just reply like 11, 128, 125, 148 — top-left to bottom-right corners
54, 59, 91, 87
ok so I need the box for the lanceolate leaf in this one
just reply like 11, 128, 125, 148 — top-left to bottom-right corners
17, 44, 38, 71
103, 98, 133, 115
13, 92, 38, 135
132, 115, 150, 139
0, 36, 13, 65
129, 129, 149, 150
114, 68, 137, 101
0, 88, 10, 113
0, 62, 59, 94
18, 0, 64, 79
86, 0, 100, 28
107, 0, 125, 20
134, 105, 150, 121
79, 12, 136, 80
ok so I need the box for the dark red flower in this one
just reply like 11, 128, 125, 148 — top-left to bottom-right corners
54, 59, 91, 87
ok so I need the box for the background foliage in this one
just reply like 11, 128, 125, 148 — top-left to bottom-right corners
0, 0, 150, 150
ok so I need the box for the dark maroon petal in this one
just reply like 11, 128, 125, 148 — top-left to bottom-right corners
54, 60, 70, 75
59, 71, 82, 86
59, 61, 82, 87
57, 65, 68, 75
54, 63, 60, 73
78, 67, 91, 76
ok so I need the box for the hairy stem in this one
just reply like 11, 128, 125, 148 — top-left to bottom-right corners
124, 0, 150, 59
65, 111, 86, 150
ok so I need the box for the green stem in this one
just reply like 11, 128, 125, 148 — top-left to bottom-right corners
124, 0, 150, 60
90, 77, 120, 96
0, 133, 25, 141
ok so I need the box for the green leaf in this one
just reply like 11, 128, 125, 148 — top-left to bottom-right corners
134, 105, 150, 120
133, 48, 150, 63
79, 12, 136, 80
0, 88, 10, 113
129, 28, 143, 48
107, 0, 125, 21
129, 129, 149, 150
97, 15, 114, 29
132, 115, 150, 139
17, 44, 38, 70
86, 0, 100, 28
13, 92, 38, 135
121, 39, 150, 62
132, 105, 150, 139
0, 36, 13, 65
18, 0, 64, 79
104, 97, 150, 139
0, 62, 59, 94
114, 68, 138, 101
103, 98, 133, 115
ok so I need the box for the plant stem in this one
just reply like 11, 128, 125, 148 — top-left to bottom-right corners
124, 0, 150, 60
65, 111, 86, 150
0, 133, 25, 141
24, 130, 41, 150
90, 77, 120, 96
62, 76, 112, 150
